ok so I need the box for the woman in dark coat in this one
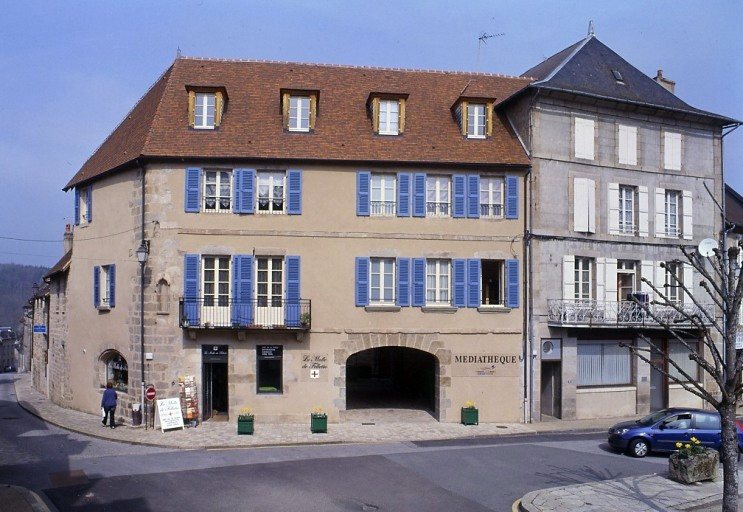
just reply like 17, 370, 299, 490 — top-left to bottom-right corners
101, 381, 118, 429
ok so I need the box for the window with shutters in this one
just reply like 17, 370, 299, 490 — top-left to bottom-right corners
618, 185, 637, 234
202, 256, 231, 307
79, 188, 90, 225
370, 174, 396, 216
378, 100, 399, 135
203, 170, 232, 212
665, 262, 682, 304
481, 260, 504, 306
289, 96, 311, 132
257, 171, 285, 214
664, 131, 682, 170
574, 257, 593, 300
426, 259, 451, 305
370, 258, 395, 304
664, 190, 681, 237
98, 265, 114, 307
426, 176, 450, 216
577, 342, 631, 386
616, 260, 638, 301
617, 124, 638, 165
467, 103, 486, 138
574, 117, 595, 160
480, 177, 504, 218
256, 258, 283, 307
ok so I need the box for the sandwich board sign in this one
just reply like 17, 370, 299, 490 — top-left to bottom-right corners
155, 397, 185, 432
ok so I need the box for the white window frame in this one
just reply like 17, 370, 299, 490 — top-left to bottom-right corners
194, 92, 216, 130
370, 258, 395, 304
257, 171, 286, 214
289, 96, 311, 132
426, 259, 451, 305
577, 342, 632, 386
480, 177, 504, 218
202, 256, 231, 306
665, 190, 681, 238
618, 185, 636, 234
467, 103, 486, 138
616, 260, 637, 301
574, 117, 595, 160
480, 259, 505, 306
202, 170, 232, 213
79, 188, 89, 225
378, 99, 399, 136
617, 124, 638, 165
370, 174, 396, 216
426, 176, 451, 217
665, 262, 681, 304
99, 265, 111, 307
664, 131, 682, 171
256, 257, 284, 307
574, 257, 592, 300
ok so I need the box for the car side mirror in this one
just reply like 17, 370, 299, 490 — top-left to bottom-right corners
658, 423, 666, 430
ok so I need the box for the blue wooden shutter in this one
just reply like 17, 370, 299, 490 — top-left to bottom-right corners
108, 265, 116, 308
453, 259, 466, 307
453, 175, 466, 218
183, 254, 200, 325
505, 175, 519, 219
234, 168, 255, 214
397, 173, 411, 217
413, 173, 426, 217
287, 169, 302, 215
232, 170, 242, 213
467, 259, 481, 307
285, 256, 301, 326
231, 255, 253, 326
357, 171, 370, 216
74, 188, 80, 225
86, 186, 93, 223
506, 259, 520, 308
467, 175, 480, 218
412, 258, 426, 306
185, 168, 201, 213
355, 257, 369, 306
396, 258, 410, 307
93, 266, 100, 308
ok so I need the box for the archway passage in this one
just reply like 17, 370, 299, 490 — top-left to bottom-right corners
346, 347, 436, 412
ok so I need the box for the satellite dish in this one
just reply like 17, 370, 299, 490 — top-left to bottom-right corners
698, 238, 719, 257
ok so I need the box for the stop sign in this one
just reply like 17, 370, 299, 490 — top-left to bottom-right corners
145, 386, 156, 401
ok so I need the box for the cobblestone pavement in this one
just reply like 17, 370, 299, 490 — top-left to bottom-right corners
13, 373, 629, 449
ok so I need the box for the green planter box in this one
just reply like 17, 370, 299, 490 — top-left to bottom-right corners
461, 407, 479, 425
311, 414, 327, 433
237, 417, 254, 435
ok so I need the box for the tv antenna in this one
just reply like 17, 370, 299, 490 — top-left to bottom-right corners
477, 32, 505, 70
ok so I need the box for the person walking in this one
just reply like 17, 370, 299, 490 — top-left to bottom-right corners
101, 381, 118, 429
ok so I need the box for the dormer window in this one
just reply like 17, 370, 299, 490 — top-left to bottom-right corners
368, 94, 406, 136
282, 91, 318, 132
453, 99, 493, 139
467, 103, 486, 138
187, 88, 225, 129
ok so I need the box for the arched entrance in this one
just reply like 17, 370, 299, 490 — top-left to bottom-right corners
346, 347, 437, 412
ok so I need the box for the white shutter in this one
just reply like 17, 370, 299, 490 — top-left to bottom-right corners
683, 263, 694, 303
563, 255, 575, 300
608, 183, 620, 235
587, 179, 596, 233
682, 190, 693, 240
641, 260, 655, 298
574, 178, 589, 232
655, 262, 667, 302
638, 186, 649, 237
605, 258, 618, 320
655, 188, 666, 237
618, 125, 637, 165
596, 257, 606, 304
664, 132, 681, 170
575, 118, 595, 160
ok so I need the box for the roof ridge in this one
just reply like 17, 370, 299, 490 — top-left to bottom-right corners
532, 35, 592, 85
175, 55, 532, 81
142, 63, 178, 153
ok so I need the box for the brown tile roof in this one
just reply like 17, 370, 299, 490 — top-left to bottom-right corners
44, 249, 72, 280
65, 58, 532, 189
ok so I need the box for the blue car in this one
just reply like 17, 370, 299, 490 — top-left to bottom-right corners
607, 408, 743, 458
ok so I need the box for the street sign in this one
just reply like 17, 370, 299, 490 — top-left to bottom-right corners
32, 325, 46, 334
145, 386, 156, 401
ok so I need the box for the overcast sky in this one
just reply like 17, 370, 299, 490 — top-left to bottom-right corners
1, 0, 740, 267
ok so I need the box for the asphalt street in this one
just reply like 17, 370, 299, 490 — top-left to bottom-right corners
0, 374, 666, 511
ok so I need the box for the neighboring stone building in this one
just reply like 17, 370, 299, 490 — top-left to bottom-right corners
29, 282, 50, 393
501, 33, 739, 420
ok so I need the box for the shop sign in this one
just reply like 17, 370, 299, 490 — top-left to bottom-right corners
156, 397, 185, 432
259, 345, 283, 360
452, 353, 522, 377
300, 352, 328, 382
202, 345, 228, 363
33, 324, 47, 334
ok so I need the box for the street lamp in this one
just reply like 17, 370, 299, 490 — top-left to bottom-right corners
136, 240, 149, 428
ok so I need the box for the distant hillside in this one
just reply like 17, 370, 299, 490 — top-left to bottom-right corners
0, 263, 49, 328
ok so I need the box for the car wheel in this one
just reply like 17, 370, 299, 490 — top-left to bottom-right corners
628, 438, 650, 458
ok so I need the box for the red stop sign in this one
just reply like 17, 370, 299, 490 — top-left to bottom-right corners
145, 386, 156, 401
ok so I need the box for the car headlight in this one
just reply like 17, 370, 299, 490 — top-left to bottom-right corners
618, 428, 630, 436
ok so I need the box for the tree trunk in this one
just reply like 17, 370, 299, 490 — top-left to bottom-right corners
720, 400, 739, 512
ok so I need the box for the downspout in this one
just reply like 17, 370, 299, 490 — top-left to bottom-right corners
525, 88, 540, 423
522, 165, 531, 423
137, 159, 146, 426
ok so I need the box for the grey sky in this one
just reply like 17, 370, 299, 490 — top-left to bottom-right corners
1, 0, 740, 267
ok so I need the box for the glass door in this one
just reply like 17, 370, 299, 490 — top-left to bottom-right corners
201, 257, 230, 326
255, 257, 283, 326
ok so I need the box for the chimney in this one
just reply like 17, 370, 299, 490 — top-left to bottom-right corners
654, 69, 676, 94
63, 224, 73, 253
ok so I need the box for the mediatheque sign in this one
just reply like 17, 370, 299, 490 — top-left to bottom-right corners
300, 352, 328, 382
452, 353, 522, 377
156, 397, 185, 432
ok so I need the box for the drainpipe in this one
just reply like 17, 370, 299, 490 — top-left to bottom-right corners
137, 160, 147, 428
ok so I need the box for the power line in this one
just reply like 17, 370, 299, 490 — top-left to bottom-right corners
0, 226, 139, 244
0, 236, 59, 243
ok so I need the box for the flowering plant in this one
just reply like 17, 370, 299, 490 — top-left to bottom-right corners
238, 407, 254, 419
675, 437, 705, 459
464, 400, 477, 409
311, 406, 326, 417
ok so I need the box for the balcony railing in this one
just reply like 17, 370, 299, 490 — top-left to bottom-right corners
179, 298, 311, 330
371, 201, 396, 216
547, 299, 712, 327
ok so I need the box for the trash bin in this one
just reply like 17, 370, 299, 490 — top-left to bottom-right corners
132, 403, 142, 426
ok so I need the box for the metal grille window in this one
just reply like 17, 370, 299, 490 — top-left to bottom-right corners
668, 341, 699, 382
371, 174, 396, 216
257, 257, 283, 307
370, 258, 395, 304
574, 257, 592, 300
289, 96, 310, 131
426, 259, 451, 305
194, 92, 216, 129
480, 177, 504, 217
257, 172, 285, 213
467, 103, 486, 138
426, 176, 450, 216
577, 342, 631, 386
379, 100, 399, 135
665, 190, 681, 237
618, 185, 636, 234
203, 256, 230, 307
203, 170, 232, 212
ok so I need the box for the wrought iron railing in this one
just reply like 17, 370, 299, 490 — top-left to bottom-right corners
426, 202, 451, 216
179, 298, 311, 330
547, 299, 712, 327
371, 201, 396, 216
480, 203, 504, 218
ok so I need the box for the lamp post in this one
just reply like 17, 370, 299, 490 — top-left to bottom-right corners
136, 240, 149, 428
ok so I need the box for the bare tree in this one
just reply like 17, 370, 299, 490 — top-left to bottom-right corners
622, 240, 742, 512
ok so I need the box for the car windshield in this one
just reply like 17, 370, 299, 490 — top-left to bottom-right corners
637, 410, 671, 426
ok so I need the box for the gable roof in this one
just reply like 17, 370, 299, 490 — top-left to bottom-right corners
726, 184, 743, 234
518, 36, 738, 125
65, 59, 532, 190
44, 249, 72, 280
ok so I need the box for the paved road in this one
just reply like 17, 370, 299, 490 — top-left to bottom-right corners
0, 374, 666, 511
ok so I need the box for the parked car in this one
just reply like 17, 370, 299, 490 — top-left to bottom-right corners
608, 408, 743, 458
3, 365, 16, 373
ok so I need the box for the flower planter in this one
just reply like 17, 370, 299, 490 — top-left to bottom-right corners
237, 417, 254, 435
668, 448, 718, 484
461, 407, 479, 425
311, 414, 327, 433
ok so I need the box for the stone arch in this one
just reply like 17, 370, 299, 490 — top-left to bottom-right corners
98, 349, 129, 393
156, 277, 171, 314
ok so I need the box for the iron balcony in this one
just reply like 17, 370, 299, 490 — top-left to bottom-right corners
179, 298, 311, 330
546, 299, 712, 328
